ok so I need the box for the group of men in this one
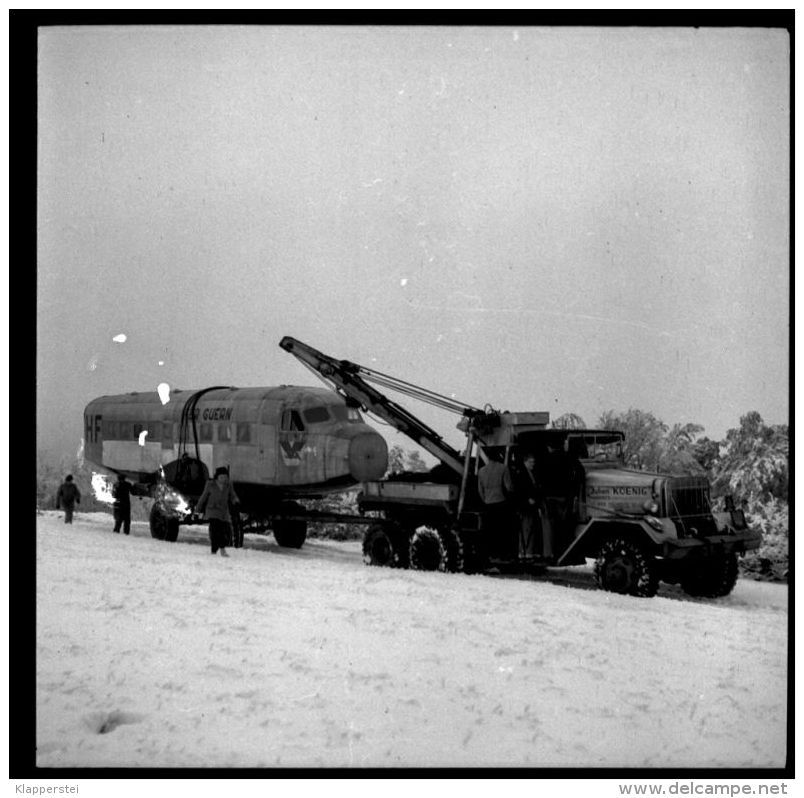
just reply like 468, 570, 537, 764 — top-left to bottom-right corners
56, 468, 240, 556
55, 473, 134, 533
477, 440, 585, 562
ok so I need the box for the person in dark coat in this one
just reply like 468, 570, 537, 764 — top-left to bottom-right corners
112, 474, 133, 535
195, 467, 241, 557
56, 475, 81, 524
514, 453, 551, 559
541, 438, 586, 552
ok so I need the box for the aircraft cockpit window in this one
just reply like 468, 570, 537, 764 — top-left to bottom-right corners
331, 405, 363, 423
280, 409, 305, 432
303, 406, 331, 424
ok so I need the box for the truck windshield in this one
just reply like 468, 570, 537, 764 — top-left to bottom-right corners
569, 434, 624, 463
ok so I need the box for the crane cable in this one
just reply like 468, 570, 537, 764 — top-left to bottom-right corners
294, 358, 481, 417
178, 386, 235, 463
356, 364, 481, 415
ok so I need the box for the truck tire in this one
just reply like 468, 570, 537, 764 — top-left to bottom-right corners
149, 503, 179, 542
439, 527, 463, 573
681, 553, 739, 598
273, 519, 307, 549
363, 524, 406, 567
594, 536, 658, 597
410, 527, 446, 572
230, 509, 244, 548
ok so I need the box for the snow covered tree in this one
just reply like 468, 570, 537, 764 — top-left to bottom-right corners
710, 412, 789, 579
597, 411, 706, 475
712, 412, 789, 504
598, 408, 669, 471
386, 444, 430, 476
690, 436, 721, 474
657, 422, 706, 475
551, 413, 587, 430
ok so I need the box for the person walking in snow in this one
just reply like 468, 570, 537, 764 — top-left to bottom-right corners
56, 474, 81, 524
195, 467, 241, 557
112, 473, 133, 535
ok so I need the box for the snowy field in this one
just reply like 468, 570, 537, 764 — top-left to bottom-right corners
36, 510, 788, 769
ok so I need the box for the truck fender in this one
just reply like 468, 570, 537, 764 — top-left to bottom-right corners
556, 518, 671, 566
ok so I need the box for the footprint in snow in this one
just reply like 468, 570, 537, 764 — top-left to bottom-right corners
84, 709, 145, 735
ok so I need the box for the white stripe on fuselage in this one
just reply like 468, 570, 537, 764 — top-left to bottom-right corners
101, 441, 214, 474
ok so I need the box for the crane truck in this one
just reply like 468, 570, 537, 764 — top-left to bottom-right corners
280, 336, 761, 598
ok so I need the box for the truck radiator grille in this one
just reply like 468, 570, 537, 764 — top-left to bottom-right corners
665, 478, 714, 538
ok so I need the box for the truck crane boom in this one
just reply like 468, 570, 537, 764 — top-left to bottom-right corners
279, 336, 479, 476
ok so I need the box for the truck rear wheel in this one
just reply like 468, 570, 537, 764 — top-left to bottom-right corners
410, 527, 446, 572
273, 519, 307, 548
681, 553, 739, 598
594, 536, 658, 597
363, 524, 406, 567
439, 528, 463, 573
149, 503, 179, 542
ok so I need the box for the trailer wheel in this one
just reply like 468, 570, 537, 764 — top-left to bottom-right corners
363, 525, 403, 567
681, 553, 739, 598
149, 503, 179, 542
410, 527, 446, 572
273, 519, 307, 549
594, 536, 658, 597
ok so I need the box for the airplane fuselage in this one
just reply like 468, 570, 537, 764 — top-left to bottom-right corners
83, 386, 388, 508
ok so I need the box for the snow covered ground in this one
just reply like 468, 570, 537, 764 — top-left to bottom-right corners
36, 510, 788, 769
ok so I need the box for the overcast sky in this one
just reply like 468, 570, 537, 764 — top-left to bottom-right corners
37, 25, 789, 462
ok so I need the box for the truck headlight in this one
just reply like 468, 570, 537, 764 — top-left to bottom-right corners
645, 515, 664, 532
642, 499, 659, 514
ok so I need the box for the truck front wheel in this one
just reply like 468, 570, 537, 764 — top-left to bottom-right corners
594, 536, 658, 597
681, 553, 739, 598
150, 503, 179, 542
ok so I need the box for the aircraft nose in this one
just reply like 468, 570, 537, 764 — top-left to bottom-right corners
348, 431, 388, 481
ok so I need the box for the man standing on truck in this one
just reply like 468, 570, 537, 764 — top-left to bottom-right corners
477, 449, 515, 559
541, 438, 585, 552
515, 453, 550, 559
